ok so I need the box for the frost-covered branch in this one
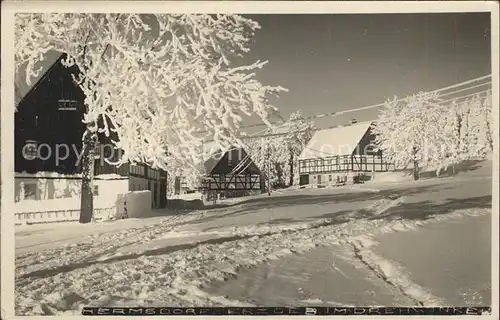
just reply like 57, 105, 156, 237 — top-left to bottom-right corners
15, 13, 287, 175
245, 110, 315, 186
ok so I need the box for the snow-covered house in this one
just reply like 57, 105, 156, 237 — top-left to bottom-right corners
201, 144, 263, 196
15, 52, 167, 210
174, 142, 263, 196
298, 120, 394, 185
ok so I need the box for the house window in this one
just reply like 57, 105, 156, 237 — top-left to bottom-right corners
329, 175, 332, 181
149, 169, 159, 180
130, 164, 145, 176
23, 140, 39, 160
58, 99, 78, 111
366, 140, 378, 155
23, 182, 38, 200
227, 150, 235, 167
93, 185, 99, 197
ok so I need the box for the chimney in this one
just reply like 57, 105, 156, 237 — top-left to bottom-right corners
350, 118, 358, 124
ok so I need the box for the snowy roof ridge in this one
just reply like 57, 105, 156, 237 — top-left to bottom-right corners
299, 120, 374, 160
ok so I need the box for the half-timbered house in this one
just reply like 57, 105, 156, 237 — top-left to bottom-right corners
298, 120, 394, 185
168, 143, 263, 198
15, 52, 167, 209
200, 145, 263, 195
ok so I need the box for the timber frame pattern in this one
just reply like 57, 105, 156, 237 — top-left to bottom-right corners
299, 154, 395, 175
200, 173, 261, 191
197, 146, 263, 192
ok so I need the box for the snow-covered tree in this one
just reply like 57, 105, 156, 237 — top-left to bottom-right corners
245, 134, 285, 189
18, 181, 25, 202
165, 163, 203, 196
374, 89, 493, 179
466, 96, 485, 159
468, 92, 494, 158
372, 92, 444, 180
432, 101, 461, 175
282, 110, 315, 186
483, 91, 494, 153
245, 110, 314, 188
166, 171, 176, 196
16, 13, 286, 222
436, 93, 493, 175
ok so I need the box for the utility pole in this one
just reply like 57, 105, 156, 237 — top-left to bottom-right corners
267, 144, 271, 196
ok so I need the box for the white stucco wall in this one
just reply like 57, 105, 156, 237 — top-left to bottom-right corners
14, 172, 129, 202
124, 190, 152, 218
15, 177, 80, 202
128, 176, 163, 208
94, 177, 129, 202
309, 172, 360, 185
14, 172, 130, 224
129, 176, 149, 191
13, 172, 161, 224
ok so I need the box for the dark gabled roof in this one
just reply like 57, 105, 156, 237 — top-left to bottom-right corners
15, 50, 64, 107
201, 144, 259, 175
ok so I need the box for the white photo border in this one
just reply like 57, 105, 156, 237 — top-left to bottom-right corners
1, 1, 498, 320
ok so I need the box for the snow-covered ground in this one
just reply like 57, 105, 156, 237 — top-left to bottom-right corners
14, 161, 493, 315
375, 214, 491, 306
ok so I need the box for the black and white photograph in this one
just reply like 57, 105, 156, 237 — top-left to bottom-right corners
1, 1, 498, 317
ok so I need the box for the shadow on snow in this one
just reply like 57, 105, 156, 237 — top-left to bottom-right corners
188, 183, 461, 226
